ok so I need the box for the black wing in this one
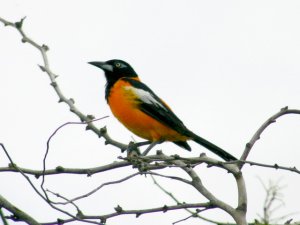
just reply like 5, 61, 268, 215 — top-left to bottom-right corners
124, 78, 189, 135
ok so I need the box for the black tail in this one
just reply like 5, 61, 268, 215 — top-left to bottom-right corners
186, 131, 236, 161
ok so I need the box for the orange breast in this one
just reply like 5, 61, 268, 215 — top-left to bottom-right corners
108, 79, 188, 142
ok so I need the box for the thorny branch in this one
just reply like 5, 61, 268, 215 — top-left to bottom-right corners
240, 106, 300, 166
151, 175, 227, 224
0, 16, 128, 151
1, 16, 300, 225
0, 194, 40, 225
41, 117, 109, 203
1, 155, 299, 176
0, 143, 102, 225
40, 202, 213, 225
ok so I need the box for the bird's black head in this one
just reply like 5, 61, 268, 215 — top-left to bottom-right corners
88, 59, 138, 85
89, 59, 139, 101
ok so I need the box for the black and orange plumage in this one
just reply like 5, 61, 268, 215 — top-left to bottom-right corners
89, 59, 236, 161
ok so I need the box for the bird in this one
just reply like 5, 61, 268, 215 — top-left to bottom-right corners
89, 59, 236, 161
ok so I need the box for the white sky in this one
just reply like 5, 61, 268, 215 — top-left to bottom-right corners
1, 1, 300, 225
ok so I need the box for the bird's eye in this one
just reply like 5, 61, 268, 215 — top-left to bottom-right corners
115, 63, 121, 68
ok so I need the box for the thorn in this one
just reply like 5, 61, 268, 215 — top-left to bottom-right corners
42, 44, 49, 51
156, 150, 163, 155
87, 114, 95, 120
136, 213, 141, 218
127, 143, 141, 157
186, 164, 192, 168
21, 37, 27, 43
281, 106, 288, 111
38, 64, 46, 72
58, 98, 63, 103
70, 107, 76, 113
56, 218, 64, 224
15, 16, 26, 29
8, 163, 16, 168
284, 218, 293, 224
162, 205, 168, 212
274, 163, 279, 169
199, 152, 206, 158
173, 154, 180, 159
245, 142, 252, 149
100, 126, 107, 135
114, 205, 123, 213
76, 210, 84, 219
99, 217, 106, 224
50, 82, 57, 87
87, 170, 92, 177
293, 166, 297, 171
55, 166, 65, 173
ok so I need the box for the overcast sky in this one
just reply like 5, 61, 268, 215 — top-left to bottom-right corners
1, 1, 300, 225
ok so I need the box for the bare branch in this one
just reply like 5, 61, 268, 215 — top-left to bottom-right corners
0, 194, 40, 225
0, 16, 128, 152
240, 107, 300, 165
172, 159, 235, 212
256, 179, 298, 225
0, 208, 9, 225
172, 208, 210, 225
4, 15, 300, 225
45, 202, 213, 225
0, 143, 100, 224
147, 171, 192, 184
54, 172, 142, 205
240, 160, 300, 175
6, 152, 284, 183
151, 175, 228, 224
0, 160, 131, 177
41, 117, 109, 202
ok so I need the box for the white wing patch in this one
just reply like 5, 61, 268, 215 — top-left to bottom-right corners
124, 86, 167, 110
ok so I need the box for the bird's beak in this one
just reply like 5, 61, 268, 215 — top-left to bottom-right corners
88, 61, 113, 72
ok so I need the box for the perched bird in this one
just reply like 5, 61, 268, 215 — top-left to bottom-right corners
89, 59, 236, 161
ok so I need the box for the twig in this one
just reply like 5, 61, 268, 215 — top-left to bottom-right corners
46, 189, 81, 214
240, 107, 300, 166
54, 172, 142, 205
41, 117, 108, 200
0, 15, 247, 225
147, 171, 191, 184
151, 175, 225, 224
0, 160, 131, 177
0, 207, 9, 225
0, 194, 40, 225
0, 143, 98, 225
2, 155, 299, 177
172, 208, 210, 225
241, 160, 300, 175
42, 202, 212, 225
0, 16, 127, 151
169, 157, 247, 225
256, 179, 298, 225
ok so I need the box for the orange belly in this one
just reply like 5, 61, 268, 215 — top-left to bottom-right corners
108, 79, 188, 142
